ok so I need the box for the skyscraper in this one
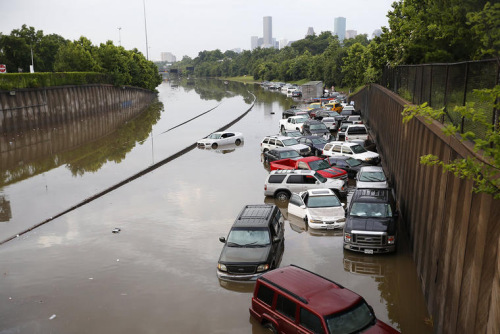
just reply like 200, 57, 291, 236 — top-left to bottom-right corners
251, 36, 259, 50
306, 27, 315, 37
334, 17, 346, 42
263, 16, 272, 47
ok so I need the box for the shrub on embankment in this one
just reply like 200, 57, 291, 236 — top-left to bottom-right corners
0, 72, 113, 90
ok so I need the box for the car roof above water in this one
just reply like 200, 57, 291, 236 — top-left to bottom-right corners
259, 265, 361, 315
233, 204, 277, 228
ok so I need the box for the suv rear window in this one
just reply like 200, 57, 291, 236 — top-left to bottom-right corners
347, 126, 367, 134
256, 284, 274, 306
268, 175, 286, 183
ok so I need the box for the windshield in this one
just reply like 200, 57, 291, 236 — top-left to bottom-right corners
346, 158, 362, 167
311, 137, 327, 145
308, 159, 331, 170
295, 117, 308, 123
282, 138, 300, 146
307, 195, 341, 208
227, 228, 270, 246
315, 172, 327, 183
351, 145, 367, 154
325, 302, 375, 334
281, 150, 301, 159
310, 124, 328, 130
350, 203, 392, 218
359, 171, 386, 182
208, 133, 222, 139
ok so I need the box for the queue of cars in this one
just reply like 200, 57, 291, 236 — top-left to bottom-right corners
212, 93, 400, 333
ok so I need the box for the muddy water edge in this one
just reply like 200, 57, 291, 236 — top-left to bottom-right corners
0, 79, 432, 333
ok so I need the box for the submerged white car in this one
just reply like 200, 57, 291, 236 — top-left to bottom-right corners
197, 131, 244, 149
287, 189, 345, 230
356, 166, 389, 189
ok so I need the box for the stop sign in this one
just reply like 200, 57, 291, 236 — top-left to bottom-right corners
0, 64, 6, 73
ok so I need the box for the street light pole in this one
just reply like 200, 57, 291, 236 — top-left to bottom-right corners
118, 27, 122, 46
143, 0, 149, 60
30, 44, 34, 73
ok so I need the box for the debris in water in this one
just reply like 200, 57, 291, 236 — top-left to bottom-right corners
49, 314, 56, 320
112, 228, 121, 234
116, 259, 120, 262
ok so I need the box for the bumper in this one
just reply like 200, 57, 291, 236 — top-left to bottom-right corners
217, 270, 262, 281
309, 221, 345, 230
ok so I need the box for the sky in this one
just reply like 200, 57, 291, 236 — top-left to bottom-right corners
1, 0, 396, 61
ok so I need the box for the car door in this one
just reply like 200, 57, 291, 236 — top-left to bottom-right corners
288, 193, 306, 219
286, 175, 308, 193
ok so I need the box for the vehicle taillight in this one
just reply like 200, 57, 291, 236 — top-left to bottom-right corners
264, 185, 267, 191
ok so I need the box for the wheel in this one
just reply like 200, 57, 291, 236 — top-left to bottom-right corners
211, 143, 218, 149
275, 191, 290, 202
263, 322, 278, 334
235, 139, 241, 146
280, 125, 285, 132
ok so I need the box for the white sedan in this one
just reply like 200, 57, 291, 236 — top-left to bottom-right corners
197, 131, 243, 149
288, 189, 346, 230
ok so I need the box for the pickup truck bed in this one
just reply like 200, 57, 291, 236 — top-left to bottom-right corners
270, 157, 347, 179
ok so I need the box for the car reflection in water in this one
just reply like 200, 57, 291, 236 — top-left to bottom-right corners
218, 278, 255, 293
196, 142, 245, 154
343, 250, 394, 277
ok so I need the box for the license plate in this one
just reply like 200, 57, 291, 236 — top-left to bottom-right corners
326, 225, 335, 230
364, 249, 374, 254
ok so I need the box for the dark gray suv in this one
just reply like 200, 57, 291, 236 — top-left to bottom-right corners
217, 204, 285, 281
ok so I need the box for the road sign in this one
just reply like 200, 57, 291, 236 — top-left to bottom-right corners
0, 64, 6, 73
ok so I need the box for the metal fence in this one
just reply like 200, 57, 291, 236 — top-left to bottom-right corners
381, 59, 499, 139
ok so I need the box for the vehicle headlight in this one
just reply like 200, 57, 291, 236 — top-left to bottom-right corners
256, 264, 270, 272
336, 217, 346, 223
388, 236, 396, 244
217, 263, 227, 272
309, 218, 323, 224
344, 233, 351, 243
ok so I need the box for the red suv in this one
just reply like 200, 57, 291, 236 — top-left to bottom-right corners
250, 265, 400, 334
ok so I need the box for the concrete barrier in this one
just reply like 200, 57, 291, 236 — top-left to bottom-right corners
352, 84, 499, 334
0, 84, 156, 133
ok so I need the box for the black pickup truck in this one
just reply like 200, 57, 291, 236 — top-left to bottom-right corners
343, 188, 398, 254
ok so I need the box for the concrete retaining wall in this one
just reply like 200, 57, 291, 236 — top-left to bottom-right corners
0, 85, 156, 133
352, 84, 499, 334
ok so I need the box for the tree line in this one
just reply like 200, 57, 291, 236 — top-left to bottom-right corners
170, 1, 497, 90
0, 25, 162, 91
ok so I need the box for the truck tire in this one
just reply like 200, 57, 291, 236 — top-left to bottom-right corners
263, 322, 278, 334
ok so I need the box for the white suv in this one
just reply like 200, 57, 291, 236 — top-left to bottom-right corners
260, 135, 311, 156
322, 141, 380, 165
264, 170, 347, 201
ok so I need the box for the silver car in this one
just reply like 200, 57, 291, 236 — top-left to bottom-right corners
356, 166, 389, 189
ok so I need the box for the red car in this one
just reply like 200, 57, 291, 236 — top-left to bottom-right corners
250, 265, 400, 334
269, 156, 347, 180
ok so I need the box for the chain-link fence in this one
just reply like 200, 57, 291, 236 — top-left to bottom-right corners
381, 59, 499, 139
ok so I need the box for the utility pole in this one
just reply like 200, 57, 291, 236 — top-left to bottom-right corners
143, 0, 149, 60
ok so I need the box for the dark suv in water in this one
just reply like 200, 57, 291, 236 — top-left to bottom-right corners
217, 204, 285, 280
343, 188, 398, 254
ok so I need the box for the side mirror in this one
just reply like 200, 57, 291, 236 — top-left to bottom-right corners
273, 236, 281, 243
341, 203, 345, 207
219, 237, 226, 243
300, 205, 306, 209
315, 181, 320, 184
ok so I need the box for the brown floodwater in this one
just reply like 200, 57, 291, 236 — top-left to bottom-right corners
0, 79, 432, 333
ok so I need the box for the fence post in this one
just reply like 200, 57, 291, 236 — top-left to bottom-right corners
429, 65, 433, 107
442, 64, 450, 124
460, 62, 469, 133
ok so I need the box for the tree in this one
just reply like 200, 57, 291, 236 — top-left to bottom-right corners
341, 43, 368, 90
54, 40, 99, 72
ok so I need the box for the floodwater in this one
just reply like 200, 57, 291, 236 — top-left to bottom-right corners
0, 78, 432, 333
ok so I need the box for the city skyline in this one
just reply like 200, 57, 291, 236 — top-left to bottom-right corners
1, 0, 396, 61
